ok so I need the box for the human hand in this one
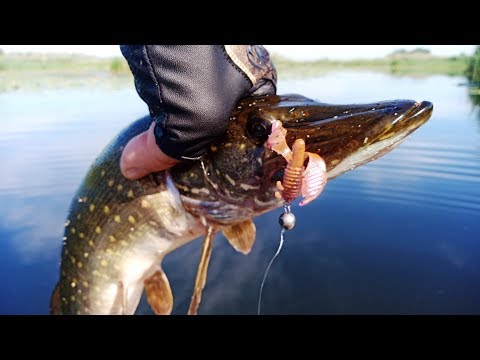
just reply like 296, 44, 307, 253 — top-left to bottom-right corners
120, 122, 180, 180
119, 45, 276, 181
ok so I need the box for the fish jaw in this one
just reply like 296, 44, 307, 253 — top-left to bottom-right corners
257, 95, 433, 180
171, 95, 432, 221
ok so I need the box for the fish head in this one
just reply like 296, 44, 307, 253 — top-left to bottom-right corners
171, 94, 433, 222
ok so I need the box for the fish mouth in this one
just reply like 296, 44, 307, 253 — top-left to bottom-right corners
262, 95, 433, 180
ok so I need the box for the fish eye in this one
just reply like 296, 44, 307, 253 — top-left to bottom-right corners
247, 116, 272, 143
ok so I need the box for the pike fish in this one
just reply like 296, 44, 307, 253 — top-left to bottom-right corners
50, 94, 433, 315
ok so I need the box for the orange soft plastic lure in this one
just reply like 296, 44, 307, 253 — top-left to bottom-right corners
267, 120, 327, 206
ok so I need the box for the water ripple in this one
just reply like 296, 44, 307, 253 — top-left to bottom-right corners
328, 139, 480, 215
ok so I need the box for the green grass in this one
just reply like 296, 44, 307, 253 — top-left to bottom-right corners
271, 53, 471, 78
0, 52, 131, 73
0, 50, 474, 92
0, 53, 132, 92
465, 46, 480, 84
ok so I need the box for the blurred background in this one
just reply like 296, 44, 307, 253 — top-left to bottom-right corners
1, 45, 479, 314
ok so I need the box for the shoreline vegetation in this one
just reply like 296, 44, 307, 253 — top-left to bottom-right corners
0, 47, 478, 92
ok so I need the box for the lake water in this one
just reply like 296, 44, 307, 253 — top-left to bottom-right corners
1, 71, 479, 315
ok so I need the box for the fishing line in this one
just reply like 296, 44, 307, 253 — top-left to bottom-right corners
257, 203, 295, 315
257, 228, 285, 315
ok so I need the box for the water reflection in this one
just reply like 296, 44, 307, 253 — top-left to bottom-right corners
468, 89, 480, 122
1, 73, 480, 314
469, 90, 480, 106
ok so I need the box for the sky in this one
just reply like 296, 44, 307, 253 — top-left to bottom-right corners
0, 45, 476, 61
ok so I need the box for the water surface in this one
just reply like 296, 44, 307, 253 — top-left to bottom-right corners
1, 72, 479, 314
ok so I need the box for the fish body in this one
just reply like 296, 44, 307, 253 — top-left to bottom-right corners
51, 94, 433, 314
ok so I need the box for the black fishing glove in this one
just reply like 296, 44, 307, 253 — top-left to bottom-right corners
120, 45, 277, 161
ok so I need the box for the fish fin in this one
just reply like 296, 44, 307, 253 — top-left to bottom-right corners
222, 219, 256, 255
117, 281, 128, 315
188, 225, 216, 315
50, 282, 62, 315
144, 269, 173, 315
